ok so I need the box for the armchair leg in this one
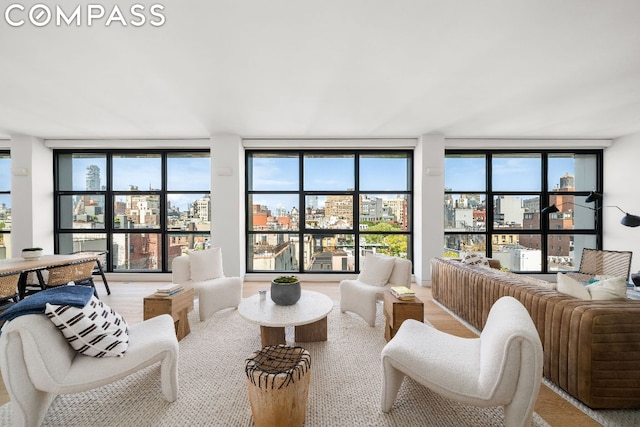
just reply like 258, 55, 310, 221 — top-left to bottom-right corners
160, 349, 179, 402
10, 388, 54, 427
2, 337, 55, 427
381, 357, 406, 413
503, 402, 534, 427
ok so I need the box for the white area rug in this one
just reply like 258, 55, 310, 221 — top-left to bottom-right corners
0, 302, 550, 426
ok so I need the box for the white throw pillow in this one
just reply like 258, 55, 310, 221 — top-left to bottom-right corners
386, 257, 411, 286
45, 295, 129, 357
189, 247, 224, 281
586, 276, 627, 300
461, 252, 490, 268
556, 273, 591, 300
358, 254, 396, 286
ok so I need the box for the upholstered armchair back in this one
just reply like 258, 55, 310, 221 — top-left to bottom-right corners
171, 255, 192, 284
387, 257, 412, 287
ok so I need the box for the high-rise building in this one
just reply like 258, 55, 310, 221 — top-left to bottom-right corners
86, 165, 101, 191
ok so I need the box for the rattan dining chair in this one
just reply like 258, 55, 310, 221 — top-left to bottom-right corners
44, 260, 98, 297
0, 272, 21, 317
72, 250, 111, 295
566, 248, 633, 282
0, 273, 20, 307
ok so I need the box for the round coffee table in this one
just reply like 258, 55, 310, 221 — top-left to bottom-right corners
238, 290, 334, 346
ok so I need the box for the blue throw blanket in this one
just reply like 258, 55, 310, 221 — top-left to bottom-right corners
0, 285, 94, 323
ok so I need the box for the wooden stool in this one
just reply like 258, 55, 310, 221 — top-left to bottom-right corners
245, 345, 311, 427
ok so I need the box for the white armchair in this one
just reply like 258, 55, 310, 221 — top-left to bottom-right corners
381, 296, 543, 427
172, 248, 242, 321
339, 254, 412, 326
0, 313, 179, 427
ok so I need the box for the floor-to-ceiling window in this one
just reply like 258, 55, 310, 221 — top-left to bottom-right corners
246, 150, 413, 274
444, 150, 602, 273
0, 152, 11, 259
54, 150, 210, 273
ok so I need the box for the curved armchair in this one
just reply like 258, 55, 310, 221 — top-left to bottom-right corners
381, 296, 543, 427
172, 249, 242, 321
340, 255, 412, 326
0, 313, 179, 427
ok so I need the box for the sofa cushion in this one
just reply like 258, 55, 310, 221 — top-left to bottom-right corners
45, 295, 129, 357
556, 273, 591, 299
189, 247, 224, 281
358, 254, 395, 286
586, 276, 627, 300
557, 273, 627, 300
461, 252, 490, 268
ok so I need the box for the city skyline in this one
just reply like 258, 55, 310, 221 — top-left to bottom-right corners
250, 155, 409, 212
69, 156, 210, 212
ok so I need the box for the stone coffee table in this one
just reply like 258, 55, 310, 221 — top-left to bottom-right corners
238, 289, 333, 346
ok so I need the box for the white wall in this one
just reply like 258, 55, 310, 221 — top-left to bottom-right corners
604, 132, 640, 274
210, 134, 244, 277
10, 135, 54, 256
416, 134, 445, 286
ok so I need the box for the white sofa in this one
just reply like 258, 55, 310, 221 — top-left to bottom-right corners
0, 313, 179, 427
172, 253, 242, 321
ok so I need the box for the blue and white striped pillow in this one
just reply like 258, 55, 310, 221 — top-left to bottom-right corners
45, 296, 129, 357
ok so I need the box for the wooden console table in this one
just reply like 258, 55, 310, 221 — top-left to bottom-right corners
143, 287, 194, 341
383, 291, 424, 341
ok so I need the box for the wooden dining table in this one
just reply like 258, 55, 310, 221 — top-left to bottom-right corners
0, 253, 101, 300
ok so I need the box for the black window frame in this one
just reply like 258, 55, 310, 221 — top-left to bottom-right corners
0, 150, 10, 259
54, 149, 211, 273
444, 149, 603, 274
246, 149, 414, 274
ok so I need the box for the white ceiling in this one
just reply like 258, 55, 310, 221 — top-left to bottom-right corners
1, 1, 640, 141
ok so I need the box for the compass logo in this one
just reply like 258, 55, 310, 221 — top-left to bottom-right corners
4, 3, 166, 27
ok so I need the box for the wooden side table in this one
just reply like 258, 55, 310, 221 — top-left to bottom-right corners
143, 287, 194, 341
383, 291, 424, 341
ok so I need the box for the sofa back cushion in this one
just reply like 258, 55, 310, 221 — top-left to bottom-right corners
557, 273, 591, 299
557, 272, 627, 300
586, 276, 627, 300
461, 252, 490, 268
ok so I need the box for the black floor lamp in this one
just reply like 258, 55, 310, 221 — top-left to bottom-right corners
541, 191, 640, 228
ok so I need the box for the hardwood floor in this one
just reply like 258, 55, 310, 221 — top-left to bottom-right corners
0, 281, 600, 426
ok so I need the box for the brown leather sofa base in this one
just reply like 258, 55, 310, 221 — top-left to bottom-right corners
431, 257, 640, 409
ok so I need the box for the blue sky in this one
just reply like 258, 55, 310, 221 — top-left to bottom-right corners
67, 156, 210, 211
251, 156, 409, 192
445, 156, 593, 192
0, 157, 10, 193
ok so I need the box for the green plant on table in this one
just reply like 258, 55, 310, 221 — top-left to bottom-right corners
272, 275, 299, 284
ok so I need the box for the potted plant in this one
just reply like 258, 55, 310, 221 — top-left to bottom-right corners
21, 247, 43, 260
270, 275, 301, 305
